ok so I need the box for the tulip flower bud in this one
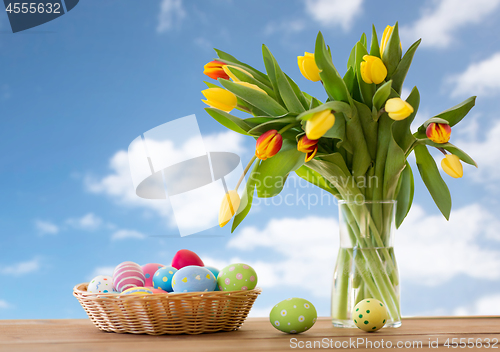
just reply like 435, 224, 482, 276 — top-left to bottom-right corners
305, 109, 335, 140
360, 55, 387, 84
380, 25, 402, 57
234, 81, 267, 94
255, 130, 283, 160
222, 65, 254, 82
426, 122, 451, 144
297, 135, 319, 162
203, 60, 230, 80
441, 154, 463, 178
297, 52, 321, 82
201, 88, 238, 112
385, 98, 414, 121
219, 190, 241, 227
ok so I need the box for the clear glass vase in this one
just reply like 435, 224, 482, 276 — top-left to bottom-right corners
331, 200, 401, 328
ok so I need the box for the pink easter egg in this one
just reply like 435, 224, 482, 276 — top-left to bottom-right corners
113, 261, 146, 293
171, 249, 204, 269
141, 263, 165, 287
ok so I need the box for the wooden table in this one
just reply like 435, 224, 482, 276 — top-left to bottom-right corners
0, 317, 499, 351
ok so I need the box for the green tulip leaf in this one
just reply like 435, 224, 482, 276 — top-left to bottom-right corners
219, 79, 288, 116
295, 165, 340, 197
343, 67, 356, 97
382, 22, 402, 78
391, 39, 421, 95
346, 108, 372, 178
372, 80, 392, 111
432, 96, 476, 127
355, 42, 375, 108
395, 161, 414, 228
383, 122, 406, 201
247, 116, 298, 136
215, 48, 271, 86
414, 144, 452, 220
262, 45, 286, 107
422, 117, 449, 129
274, 60, 306, 113
224, 66, 276, 98
231, 160, 261, 232
309, 96, 322, 109
392, 86, 420, 153
254, 140, 305, 198
370, 24, 381, 58
360, 32, 367, 49
204, 81, 221, 89
417, 139, 477, 167
315, 32, 352, 104
205, 108, 251, 135
296, 101, 352, 121
285, 73, 310, 110
354, 101, 377, 160
347, 44, 356, 71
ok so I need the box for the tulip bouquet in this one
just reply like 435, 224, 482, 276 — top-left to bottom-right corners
202, 23, 476, 325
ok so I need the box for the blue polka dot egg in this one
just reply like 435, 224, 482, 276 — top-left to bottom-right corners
269, 298, 317, 334
172, 266, 216, 293
152, 266, 177, 292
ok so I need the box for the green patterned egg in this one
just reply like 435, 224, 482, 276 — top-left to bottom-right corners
269, 298, 317, 334
353, 298, 388, 332
217, 263, 257, 291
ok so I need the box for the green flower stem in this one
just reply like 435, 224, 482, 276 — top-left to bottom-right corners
277, 123, 296, 135
235, 155, 257, 191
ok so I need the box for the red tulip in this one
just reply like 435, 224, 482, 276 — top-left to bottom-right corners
203, 60, 230, 80
255, 130, 283, 160
297, 135, 318, 162
426, 122, 451, 144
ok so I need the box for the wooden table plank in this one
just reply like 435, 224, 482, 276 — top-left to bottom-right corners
0, 317, 499, 351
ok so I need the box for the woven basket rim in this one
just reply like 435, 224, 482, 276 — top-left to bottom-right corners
73, 282, 262, 301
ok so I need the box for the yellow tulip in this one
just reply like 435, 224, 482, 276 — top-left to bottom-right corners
222, 65, 254, 82
201, 88, 237, 112
441, 154, 463, 178
305, 110, 335, 140
360, 55, 387, 84
234, 81, 267, 94
380, 25, 402, 57
297, 52, 321, 82
219, 190, 241, 227
385, 98, 414, 121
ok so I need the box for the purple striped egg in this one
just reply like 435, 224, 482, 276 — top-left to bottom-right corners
113, 261, 146, 293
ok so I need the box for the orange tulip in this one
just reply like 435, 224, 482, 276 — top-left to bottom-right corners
297, 135, 318, 162
255, 130, 283, 160
426, 122, 451, 144
203, 60, 230, 80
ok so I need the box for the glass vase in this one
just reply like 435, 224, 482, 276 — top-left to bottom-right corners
331, 200, 401, 328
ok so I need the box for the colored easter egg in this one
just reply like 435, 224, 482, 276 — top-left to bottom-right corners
113, 261, 146, 293
121, 287, 153, 295
269, 298, 317, 334
152, 266, 178, 292
217, 263, 257, 292
146, 286, 167, 294
172, 266, 216, 293
171, 249, 204, 269
141, 263, 165, 287
87, 275, 116, 294
205, 266, 220, 291
353, 298, 388, 332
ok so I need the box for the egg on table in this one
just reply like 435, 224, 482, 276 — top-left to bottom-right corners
152, 266, 178, 292
269, 298, 317, 334
113, 261, 146, 293
172, 266, 216, 293
217, 263, 257, 291
141, 263, 164, 287
87, 275, 116, 294
352, 298, 388, 332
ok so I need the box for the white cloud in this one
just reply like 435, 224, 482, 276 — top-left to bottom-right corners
0, 299, 10, 309
0, 257, 41, 276
35, 220, 59, 236
215, 202, 500, 298
66, 213, 102, 231
454, 294, 500, 315
88, 266, 115, 280
111, 229, 146, 241
397, 204, 500, 285
447, 52, 500, 98
264, 19, 306, 36
86, 131, 247, 231
157, 0, 186, 33
304, 0, 363, 31
454, 119, 500, 184
402, 0, 500, 48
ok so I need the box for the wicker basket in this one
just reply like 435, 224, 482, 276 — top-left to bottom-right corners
73, 283, 262, 335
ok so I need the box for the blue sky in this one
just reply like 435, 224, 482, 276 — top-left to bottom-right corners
1, 0, 500, 319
